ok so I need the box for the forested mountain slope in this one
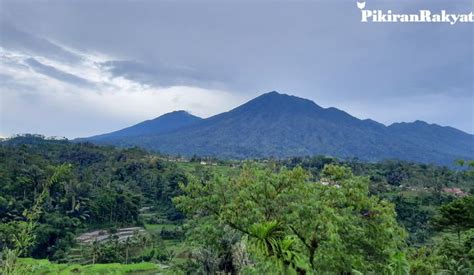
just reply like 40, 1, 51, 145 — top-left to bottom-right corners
83, 110, 202, 142
82, 92, 474, 165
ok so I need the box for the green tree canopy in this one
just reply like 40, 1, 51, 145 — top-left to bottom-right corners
174, 164, 407, 273
433, 195, 474, 243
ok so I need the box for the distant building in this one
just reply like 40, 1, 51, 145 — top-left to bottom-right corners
320, 179, 340, 188
443, 187, 468, 197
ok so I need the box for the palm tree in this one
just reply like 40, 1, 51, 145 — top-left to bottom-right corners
248, 221, 304, 273
249, 220, 284, 258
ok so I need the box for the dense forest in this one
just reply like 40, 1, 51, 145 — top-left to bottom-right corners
82, 92, 474, 166
0, 135, 473, 274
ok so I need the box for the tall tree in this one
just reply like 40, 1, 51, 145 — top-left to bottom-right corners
174, 164, 407, 273
433, 195, 474, 243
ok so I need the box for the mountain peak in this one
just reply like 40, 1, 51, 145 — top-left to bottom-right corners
170, 110, 189, 114
84, 110, 202, 141
239, 91, 323, 112
261, 90, 283, 96
258, 91, 297, 99
160, 110, 192, 118
82, 92, 473, 165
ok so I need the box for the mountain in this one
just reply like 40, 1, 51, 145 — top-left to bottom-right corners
84, 110, 202, 142
81, 92, 474, 165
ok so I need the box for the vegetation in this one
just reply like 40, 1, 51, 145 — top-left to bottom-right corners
433, 196, 474, 243
0, 135, 473, 273
174, 164, 407, 273
14, 258, 161, 274
84, 92, 474, 165
0, 134, 187, 271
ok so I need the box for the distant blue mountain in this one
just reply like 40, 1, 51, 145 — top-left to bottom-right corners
84, 110, 202, 142
82, 92, 473, 165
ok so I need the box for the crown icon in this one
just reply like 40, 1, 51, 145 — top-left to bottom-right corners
357, 1, 366, 9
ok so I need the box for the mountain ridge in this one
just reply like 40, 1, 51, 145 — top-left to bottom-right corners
80, 91, 473, 165
84, 110, 202, 142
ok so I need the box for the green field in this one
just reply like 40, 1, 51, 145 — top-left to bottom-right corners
144, 223, 177, 232
16, 258, 162, 274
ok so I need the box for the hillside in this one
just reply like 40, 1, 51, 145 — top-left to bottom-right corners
83, 110, 202, 142
1, 136, 473, 273
81, 92, 474, 165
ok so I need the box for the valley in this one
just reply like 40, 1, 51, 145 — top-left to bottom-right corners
0, 135, 472, 273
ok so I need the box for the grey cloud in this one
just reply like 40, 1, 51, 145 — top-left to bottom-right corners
25, 58, 94, 87
0, 0, 472, 135
2, 1, 471, 98
100, 60, 226, 89
0, 73, 32, 91
0, 22, 82, 64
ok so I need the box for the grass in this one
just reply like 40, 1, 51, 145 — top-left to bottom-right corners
17, 258, 161, 274
144, 223, 187, 256
144, 223, 176, 232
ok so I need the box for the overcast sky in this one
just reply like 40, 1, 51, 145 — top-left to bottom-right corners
0, 0, 473, 138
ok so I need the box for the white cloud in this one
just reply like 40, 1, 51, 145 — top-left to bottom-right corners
0, 45, 246, 138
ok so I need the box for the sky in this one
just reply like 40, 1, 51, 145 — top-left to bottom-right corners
0, 0, 473, 138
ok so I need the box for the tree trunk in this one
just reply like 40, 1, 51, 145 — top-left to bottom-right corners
126, 247, 129, 264
71, 195, 76, 212
309, 247, 316, 270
